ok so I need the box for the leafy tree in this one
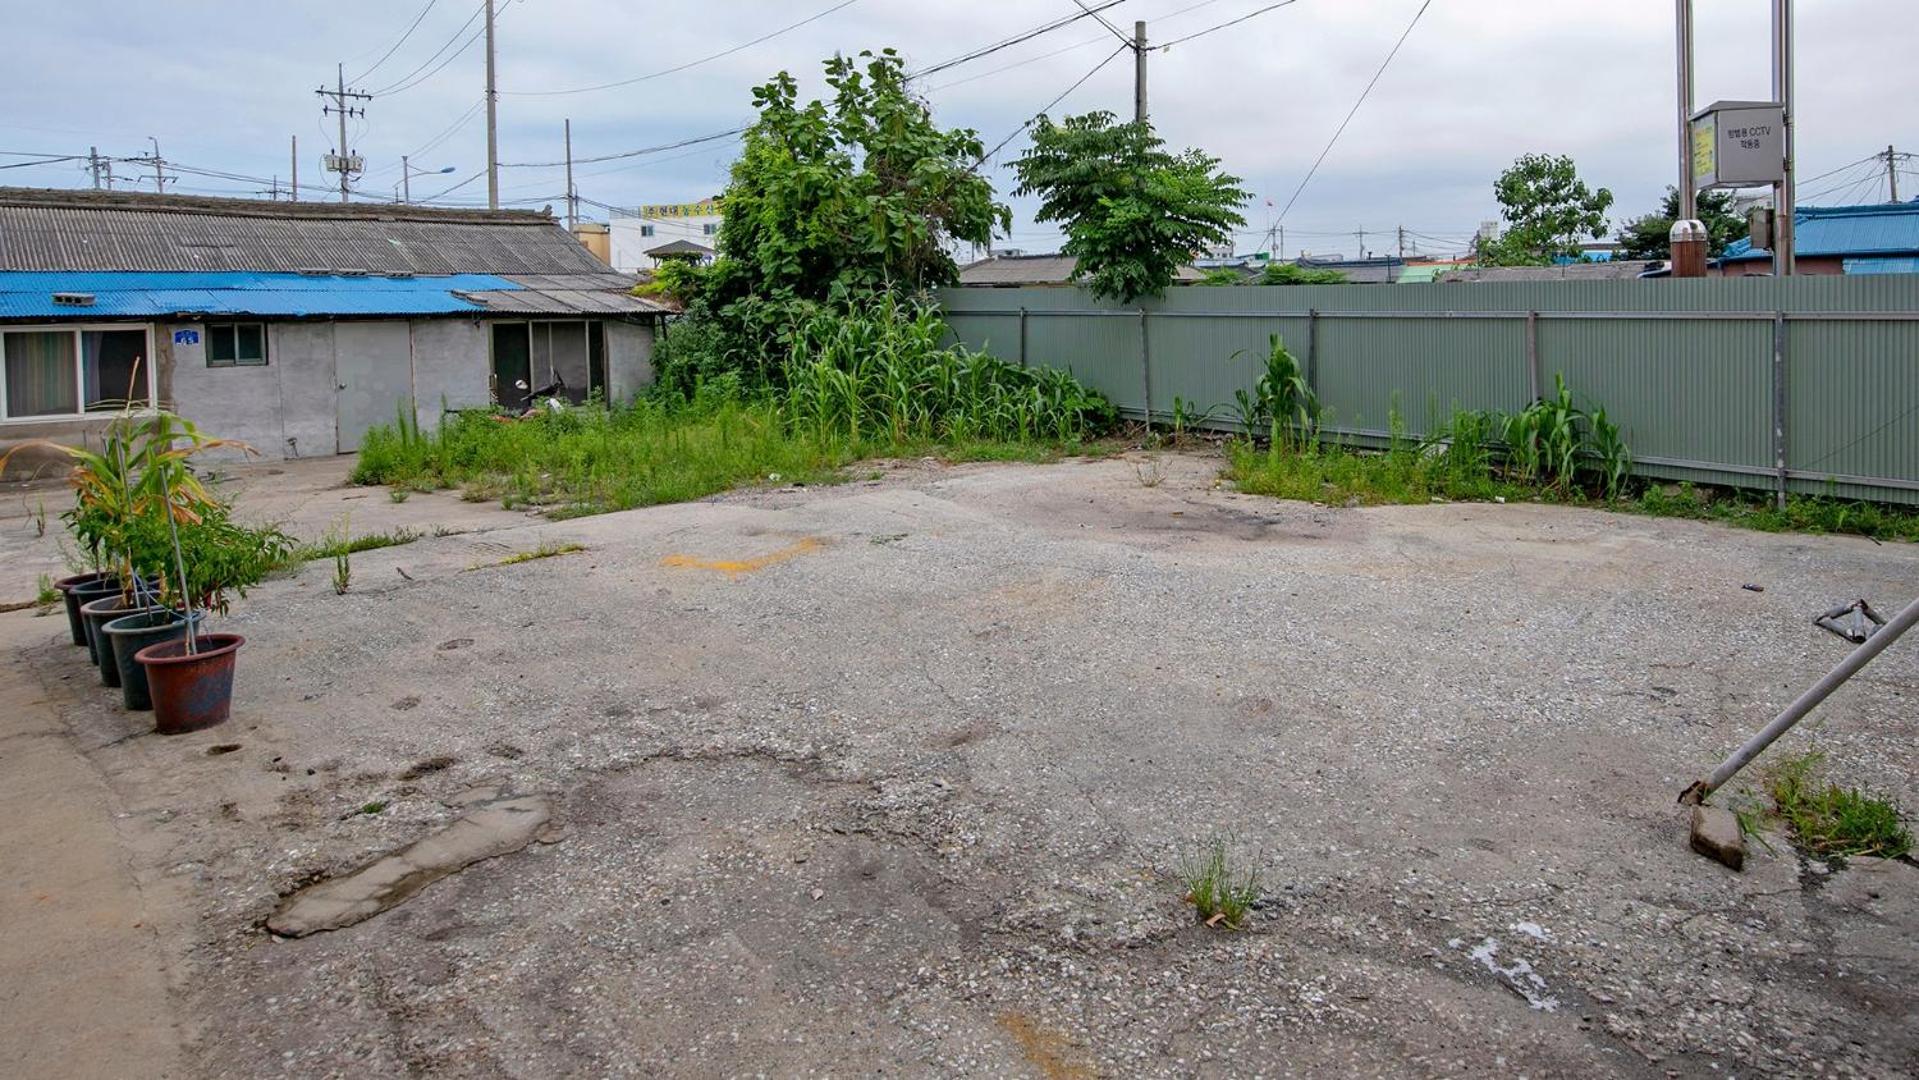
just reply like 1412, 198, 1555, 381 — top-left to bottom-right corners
1258, 262, 1348, 286
1616, 186, 1743, 260
665, 49, 1009, 390
1012, 112, 1248, 304
1194, 267, 1251, 286
1481, 153, 1615, 266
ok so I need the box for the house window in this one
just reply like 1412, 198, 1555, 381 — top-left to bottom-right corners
639, 224, 656, 237
701, 223, 718, 236
1, 325, 154, 421
206, 323, 267, 367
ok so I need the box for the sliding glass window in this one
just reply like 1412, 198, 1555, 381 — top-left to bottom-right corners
1, 326, 155, 421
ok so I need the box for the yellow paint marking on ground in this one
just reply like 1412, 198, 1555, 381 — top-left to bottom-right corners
659, 537, 824, 578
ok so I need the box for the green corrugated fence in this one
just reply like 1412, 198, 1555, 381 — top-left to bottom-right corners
937, 277, 1919, 505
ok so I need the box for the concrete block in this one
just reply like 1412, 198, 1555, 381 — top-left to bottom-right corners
1690, 805, 1747, 871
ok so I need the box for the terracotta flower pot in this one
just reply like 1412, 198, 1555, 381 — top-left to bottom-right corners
136, 633, 245, 735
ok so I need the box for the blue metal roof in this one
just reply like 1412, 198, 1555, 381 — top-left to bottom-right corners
1721, 201, 1919, 264
0, 270, 517, 319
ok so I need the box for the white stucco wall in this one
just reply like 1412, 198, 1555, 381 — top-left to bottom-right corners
608, 210, 721, 272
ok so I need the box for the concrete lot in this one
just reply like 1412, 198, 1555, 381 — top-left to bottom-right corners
4, 452, 1917, 1077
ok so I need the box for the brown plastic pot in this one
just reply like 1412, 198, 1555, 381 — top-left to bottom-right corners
55, 572, 110, 646
136, 633, 244, 735
81, 594, 161, 687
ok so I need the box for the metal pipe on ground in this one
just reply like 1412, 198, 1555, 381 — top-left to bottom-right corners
1681, 591, 1919, 805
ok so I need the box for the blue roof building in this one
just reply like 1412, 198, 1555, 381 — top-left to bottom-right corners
1717, 201, 1919, 276
0, 187, 667, 471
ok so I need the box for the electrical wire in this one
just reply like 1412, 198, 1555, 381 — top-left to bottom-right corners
505, 0, 862, 96
349, 0, 442, 84
909, 1, 1128, 79
974, 42, 1131, 169
500, 127, 748, 169
1153, 0, 1300, 50
1273, 0, 1431, 224
368, 0, 508, 98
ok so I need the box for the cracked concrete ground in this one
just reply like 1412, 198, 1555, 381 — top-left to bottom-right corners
6, 451, 1918, 1077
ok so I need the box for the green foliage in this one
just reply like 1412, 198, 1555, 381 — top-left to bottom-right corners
782, 297, 1116, 444
35, 573, 58, 613
331, 548, 351, 595
1194, 267, 1249, 287
1258, 262, 1349, 286
1616, 186, 1744, 261
1632, 483, 1919, 543
1230, 335, 1319, 441
1481, 153, 1615, 266
681, 49, 1010, 381
0, 409, 290, 614
1179, 837, 1261, 930
1013, 111, 1248, 304
1499, 375, 1585, 488
1767, 751, 1912, 859
297, 526, 422, 562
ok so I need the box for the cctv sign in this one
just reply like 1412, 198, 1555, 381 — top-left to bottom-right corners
1691, 100, 1785, 189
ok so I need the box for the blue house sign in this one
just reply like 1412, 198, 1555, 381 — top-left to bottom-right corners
173, 329, 200, 345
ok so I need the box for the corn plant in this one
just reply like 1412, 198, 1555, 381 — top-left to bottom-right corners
1585, 405, 1632, 501
1229, 335, 1320, 447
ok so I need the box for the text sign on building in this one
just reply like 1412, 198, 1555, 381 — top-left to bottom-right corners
637, 199, 721, 219
1690, 100, 1785, 189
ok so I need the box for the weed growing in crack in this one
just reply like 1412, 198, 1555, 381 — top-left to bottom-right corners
1180, 836, 1261, 929
1767, 751, 1911, 859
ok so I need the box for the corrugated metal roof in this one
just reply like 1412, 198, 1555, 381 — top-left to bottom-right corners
1842, 256, 1919, 275
0, 187, 610, 275
1722, 202, 1919, 263
0, 271, 509, 319
958, 254, 1203, 286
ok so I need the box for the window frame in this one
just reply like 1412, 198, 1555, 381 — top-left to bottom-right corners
205, 321, 269, 368
487, 319, 607, 405
0, 322, 158, 424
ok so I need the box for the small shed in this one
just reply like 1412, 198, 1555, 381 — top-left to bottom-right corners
0, 188, 669, 475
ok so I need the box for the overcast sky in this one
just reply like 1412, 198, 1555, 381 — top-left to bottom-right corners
3, 0, 1914, 258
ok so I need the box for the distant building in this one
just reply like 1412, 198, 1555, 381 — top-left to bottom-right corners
1291, 255, 1404, 285
956, 253, 1203, 287
609, 199, 722, 271
1715, 201, 1919, 276
1438, 260, 1661, 283
0, 188, 667, 475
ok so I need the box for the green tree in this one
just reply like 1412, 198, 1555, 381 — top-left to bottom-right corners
1012, 112, 1248, 304
1482, 153, 1615, 266
1258, 262, 1348, 285
668, 49, 1009, 389
1615, 186, 1743, 260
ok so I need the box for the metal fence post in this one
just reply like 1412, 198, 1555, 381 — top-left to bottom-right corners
1138, 308, 1153, 425
1305, 308, 1319, 396
1772, 312, 1789, 509
1525, 310, 1541, 402
1017, 306, 1028, 369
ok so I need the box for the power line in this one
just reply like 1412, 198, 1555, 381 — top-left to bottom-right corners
1274, 0, 1432, 224
367, 0, 502, 97
500, 127, 747, 168
909, 1, 1128, 79
349, 0, 443, 84
1153, 0, 1300, 50
504, 0, 862, 96
975, 42, 1132, 169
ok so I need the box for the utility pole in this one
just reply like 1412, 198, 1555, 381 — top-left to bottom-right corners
88, 146, 104, 189
1888, 145, 1899, 203
564, 118, 577, 231
317, 64, 371, 203
402, 155, 412, 204
485, 0, 500, 210
1397, 225, 1407, 258
1771, 0, 1795, 274
1133, 21, 1147, 124
147, 137, 167, 194
1355, 227, 1367, 258
290, 135, 299, 202
1675, 0, 1696, 225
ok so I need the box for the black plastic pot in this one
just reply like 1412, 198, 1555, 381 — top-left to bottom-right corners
137, 633, 245, 735
81, 594, 161, 688
70, 577, 126, 664
54, 572, 110, 646
103, 609, 202, 711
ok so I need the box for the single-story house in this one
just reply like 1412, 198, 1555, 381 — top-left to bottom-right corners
1437, 260, 1660, 283
1716, 201, 1919, 276
957, 253, 1204, 287
0, 187, 669, 476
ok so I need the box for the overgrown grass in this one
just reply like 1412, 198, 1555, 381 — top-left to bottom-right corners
34, 573, 59, 614
297, 526, 423, 562
481, 540, 587, 569
1766, 751, 1912, 860
1179, 837, 1261, 930
1633, 483, 1919, 543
